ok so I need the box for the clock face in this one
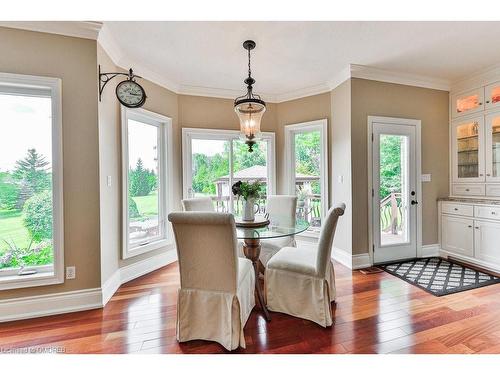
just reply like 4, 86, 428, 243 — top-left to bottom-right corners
116, 80, 146, 108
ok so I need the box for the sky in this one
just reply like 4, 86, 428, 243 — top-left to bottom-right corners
0, 94, 52, 172
127, 119, 159, 171
192, 139, 226, 156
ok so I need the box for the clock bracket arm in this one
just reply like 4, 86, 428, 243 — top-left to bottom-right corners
98, 65, 142, 102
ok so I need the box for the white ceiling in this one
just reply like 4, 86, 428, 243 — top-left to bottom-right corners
100, 21, 500, 101
4, 21, 500, 101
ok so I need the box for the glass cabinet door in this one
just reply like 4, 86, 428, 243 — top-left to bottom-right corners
485, 81, 500, 110
485, 112, 500, 182
452, 116, 485, 182
452, 88, 484, 118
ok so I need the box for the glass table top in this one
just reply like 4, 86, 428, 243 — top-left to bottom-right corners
235, 217, 309, 240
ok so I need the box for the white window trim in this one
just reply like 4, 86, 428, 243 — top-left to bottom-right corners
121, 107, 173, 259
181, 128, 276, 208
284, 119, 329, 235
0, 72, 64, 291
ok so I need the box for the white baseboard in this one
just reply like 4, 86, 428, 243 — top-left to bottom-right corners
332, 247, 353, 269
102, 249, 177, 305
1, 249, 178, 323
331, 247, 372, 270
419, 243, 440, 258
0, 288, 102, 323
352, 252, 372, 270
439, 249, 500, 274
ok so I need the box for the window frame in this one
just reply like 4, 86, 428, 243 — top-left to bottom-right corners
181, 128, 276, 210
0, 72, 64, 290
284, 119, 329, 236
121, 107, 173, 259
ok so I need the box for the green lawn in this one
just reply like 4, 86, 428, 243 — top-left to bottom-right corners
0, 209, 31, 253
132, 192, 158, 218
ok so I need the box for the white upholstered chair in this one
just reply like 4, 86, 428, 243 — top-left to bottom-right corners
259, 195, 298, 266
265, 203, 345, 327
181, 197, 214, 212
168, 211, 255, 351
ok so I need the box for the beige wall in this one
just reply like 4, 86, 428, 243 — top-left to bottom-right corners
330, 80, 352, 254
0, 27, 101, 298
350, 78, 449, 254
275, 93, 331, 194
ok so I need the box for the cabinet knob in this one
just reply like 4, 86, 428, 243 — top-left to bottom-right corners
475, 226, 480, 229
465, 188, 470, 191
492, 212, 497, 215
487, 173, 491, 176
454, 208, 459, 211
468, 225, 472, 228
479, 102, 483, 105
480, 174, 484, 176
487, 100, 491, 103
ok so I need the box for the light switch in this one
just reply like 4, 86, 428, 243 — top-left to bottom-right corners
338, 175, 344, 184
107, 176, 112, 187
421, 174, 431, 182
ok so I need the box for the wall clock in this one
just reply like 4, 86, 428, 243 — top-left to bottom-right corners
98, 66, 147, 108
116, 80, 146, 108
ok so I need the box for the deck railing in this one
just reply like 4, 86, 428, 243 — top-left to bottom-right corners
380, 191, 403, 234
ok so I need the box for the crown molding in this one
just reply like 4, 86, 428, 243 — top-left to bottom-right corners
0, 21, 102, 40
350, 64, 451, 91
450, 62, 500, 93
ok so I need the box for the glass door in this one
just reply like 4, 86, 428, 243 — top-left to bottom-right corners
451, 116, 485, 182
485, 81, 500, 110
485, 112, 500, 182
451, 87, 484, 118
372, 121, 417, 263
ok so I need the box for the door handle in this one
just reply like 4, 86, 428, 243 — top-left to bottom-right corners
411, 200, 418, 205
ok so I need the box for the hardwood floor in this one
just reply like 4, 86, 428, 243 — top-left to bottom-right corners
2, 260, 500, 354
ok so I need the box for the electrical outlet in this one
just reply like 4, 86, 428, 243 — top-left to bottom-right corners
66, 266, 76, 280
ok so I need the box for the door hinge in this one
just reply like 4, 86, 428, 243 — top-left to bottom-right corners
372, 244, 375, 253
372, 188, 374, 197
371, 133, 374, 142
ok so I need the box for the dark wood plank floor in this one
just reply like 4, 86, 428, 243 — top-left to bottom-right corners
2, 260, 500, 354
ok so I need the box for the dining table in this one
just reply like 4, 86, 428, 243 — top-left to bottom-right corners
236, 218, 309, 321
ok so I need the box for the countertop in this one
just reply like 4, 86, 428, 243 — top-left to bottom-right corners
438, 197, 500, 205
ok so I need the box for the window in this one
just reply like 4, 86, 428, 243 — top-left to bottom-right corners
182, 128, 275, 215
0, 72, 63, 290
285, 119, 328, 236
122, 107, 172, 259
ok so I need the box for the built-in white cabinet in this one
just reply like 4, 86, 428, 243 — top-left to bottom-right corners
441, 215, 474, 257
452, 87, 484, 118
485, 81, 500, 110
474, 219, 500, 265
439, 200, 500, 271
451, 116, 484, 183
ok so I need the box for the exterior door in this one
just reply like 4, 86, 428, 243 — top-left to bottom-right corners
372, 121, 418, 263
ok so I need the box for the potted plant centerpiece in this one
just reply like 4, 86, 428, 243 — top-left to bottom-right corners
232, 180, 262, 221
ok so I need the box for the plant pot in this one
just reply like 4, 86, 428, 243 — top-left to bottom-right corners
242, 197, 259, 221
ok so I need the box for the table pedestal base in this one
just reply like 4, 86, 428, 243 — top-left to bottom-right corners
243, 238, 271, 321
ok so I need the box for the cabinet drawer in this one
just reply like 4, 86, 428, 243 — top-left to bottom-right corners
486, 184, 500, 197
452, 184, 486, 196
474, 205, 500, 220
441, 202, 474, 216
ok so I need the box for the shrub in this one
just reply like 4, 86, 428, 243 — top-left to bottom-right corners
22, 190, 53, 241
129, 198, 140, 218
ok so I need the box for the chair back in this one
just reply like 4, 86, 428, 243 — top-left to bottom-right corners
266, 195, 297, 227
182, 197, 214, 212
168, 212, 239, 293
316, 203, 346, 277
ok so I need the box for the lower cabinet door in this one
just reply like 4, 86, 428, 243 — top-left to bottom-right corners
441, 215, 474, 257
474, 220, 500, 265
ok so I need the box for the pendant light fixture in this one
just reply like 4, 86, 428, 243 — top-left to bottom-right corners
234, 40, 266, 152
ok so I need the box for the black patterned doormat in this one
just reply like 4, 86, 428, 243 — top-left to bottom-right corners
381, 257, 500, 296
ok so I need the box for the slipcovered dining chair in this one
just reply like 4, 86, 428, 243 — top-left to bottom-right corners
259, 195, 298, 266
265, 203, 345, 327
181, 197, 214, 212
168, 211, 255, 351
